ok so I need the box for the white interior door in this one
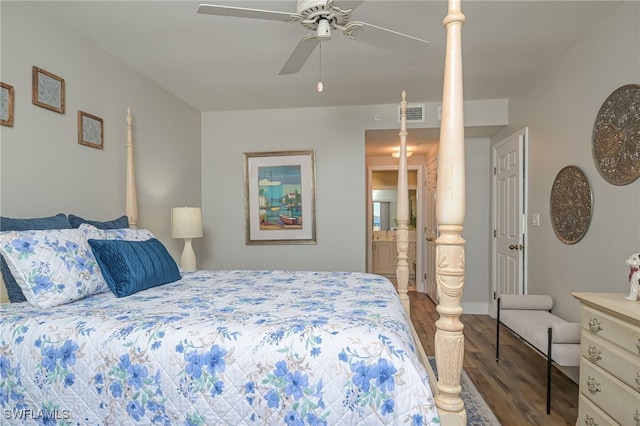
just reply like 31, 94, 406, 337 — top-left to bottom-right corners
492, 129, 526, 309
425, 156, 438, 302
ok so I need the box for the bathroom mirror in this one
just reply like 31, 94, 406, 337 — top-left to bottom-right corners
371, 168, 418, 233
372, 187, 417, 232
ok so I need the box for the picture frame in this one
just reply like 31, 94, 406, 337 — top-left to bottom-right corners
78, 111, 104, 149
32, 66, 65, 114
244, 150, 316, 245
0, 82, 14, 127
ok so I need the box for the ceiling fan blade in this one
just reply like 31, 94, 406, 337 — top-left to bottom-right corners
279, 35, 320, 75
343, 21, 429, 51
197, 4, 299, 22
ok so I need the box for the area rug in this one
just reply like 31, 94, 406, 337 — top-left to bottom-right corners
429, 358, 501, 426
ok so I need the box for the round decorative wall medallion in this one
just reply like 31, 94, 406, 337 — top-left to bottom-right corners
550, 165, 593, 244
592, 84, 640, 186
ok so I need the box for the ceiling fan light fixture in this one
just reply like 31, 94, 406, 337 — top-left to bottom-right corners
316, 19, 331, 40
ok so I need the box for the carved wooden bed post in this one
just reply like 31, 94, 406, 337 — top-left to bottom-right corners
126, 106, 138, 229
434, 0, 467, 423
396, 91, 410, 314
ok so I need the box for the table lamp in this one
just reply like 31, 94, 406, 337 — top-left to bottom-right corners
171, 207, 203, 270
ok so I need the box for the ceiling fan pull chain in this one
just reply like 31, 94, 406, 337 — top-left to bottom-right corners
317, 42, 324, 92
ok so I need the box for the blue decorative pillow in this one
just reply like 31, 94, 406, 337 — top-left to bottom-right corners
88, 238, 180, 298
0, 213, 72, 303
0, 229, 109, 308
1, 257, 26, 302
69, 214, 129, 229
0, 213, 71, 231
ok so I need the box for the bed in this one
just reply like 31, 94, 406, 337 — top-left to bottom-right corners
0, 266, 439, 424
0, 0, 467, 424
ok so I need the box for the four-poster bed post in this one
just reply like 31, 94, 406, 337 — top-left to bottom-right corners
435, 0, 466, 421
397, 0, 467, 424
126, 106, 138, 229
395, 91, 410, 314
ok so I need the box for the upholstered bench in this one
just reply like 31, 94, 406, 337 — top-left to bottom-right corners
496, 294, 581, 414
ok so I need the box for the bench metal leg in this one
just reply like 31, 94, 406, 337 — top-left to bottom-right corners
547, 327, 552, 415
496, 298, 501, 362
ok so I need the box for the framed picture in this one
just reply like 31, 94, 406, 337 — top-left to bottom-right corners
78, 111, 104, 149
32, 66, 65, 114
0, 82, 14, 127
244, 150, 316, 245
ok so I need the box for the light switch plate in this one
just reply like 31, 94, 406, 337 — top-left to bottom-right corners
532, 213, 540, 227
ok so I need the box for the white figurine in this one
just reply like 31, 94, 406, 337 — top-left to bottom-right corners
624, 252, 640, 301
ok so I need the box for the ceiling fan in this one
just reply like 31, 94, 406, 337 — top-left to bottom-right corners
197, 0, 429, 75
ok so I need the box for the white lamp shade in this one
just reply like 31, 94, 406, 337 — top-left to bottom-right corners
171, 207, 203, 239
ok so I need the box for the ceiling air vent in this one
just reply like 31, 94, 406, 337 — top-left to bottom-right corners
397, 103, 425, 123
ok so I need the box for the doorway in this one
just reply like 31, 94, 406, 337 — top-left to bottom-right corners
491, 128, 528, 315
366, 165, 425, 292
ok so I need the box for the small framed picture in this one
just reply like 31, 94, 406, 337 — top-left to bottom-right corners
78, 111, 104, 149
0, 82, 14, 127
32, 66, 65, 114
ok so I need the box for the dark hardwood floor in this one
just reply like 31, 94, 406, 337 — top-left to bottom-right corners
409, 291, 579, 426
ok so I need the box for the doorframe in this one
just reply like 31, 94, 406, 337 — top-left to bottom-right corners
367, 165, 425, 293
490, 128, 529, 317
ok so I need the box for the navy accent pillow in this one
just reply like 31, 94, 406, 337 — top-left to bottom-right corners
1, 257, 27, 302
0, 213, 72, 303
69, 214, 129, 229
88, 238, 181, 298
0, 213, 70, 231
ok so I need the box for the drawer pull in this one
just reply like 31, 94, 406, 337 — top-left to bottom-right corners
587, 345, 602, 363
585, 376, 601, 394
584, 414, 598, 426
636, 373, 640, 390
635, 409, 640, 426
588, 317, 603, 333
636, 338, 640, 354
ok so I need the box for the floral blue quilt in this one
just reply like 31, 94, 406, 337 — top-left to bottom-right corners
0, 270, 440, 425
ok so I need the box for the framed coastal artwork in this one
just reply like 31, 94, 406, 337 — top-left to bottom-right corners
78, 111, 104, 149
243, 150, 316, 245
0, 82, 14, 127
32, 66, 65, 114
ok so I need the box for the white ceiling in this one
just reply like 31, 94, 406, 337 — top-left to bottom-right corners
30, 0, 622, 156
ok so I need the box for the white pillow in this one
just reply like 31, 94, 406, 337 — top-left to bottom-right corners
78, 223, 156, 241
0, 229, 110, 308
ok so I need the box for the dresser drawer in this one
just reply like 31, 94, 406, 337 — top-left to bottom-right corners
582, 305, 640, 355
580, 360, 640, 425
577, 394, 617, 426
582, 332, 640, 392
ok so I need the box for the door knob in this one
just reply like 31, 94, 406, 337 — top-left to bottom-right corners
509, 244, 517, 250
426, 237, 434, 241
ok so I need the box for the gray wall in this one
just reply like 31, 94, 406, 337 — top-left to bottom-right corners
0, 2, 202, 262
201, 106, 370, 273
492, 1, 640, 321
464, 137, 491, 312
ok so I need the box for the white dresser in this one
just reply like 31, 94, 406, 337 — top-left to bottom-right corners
572, 293, 640, 426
